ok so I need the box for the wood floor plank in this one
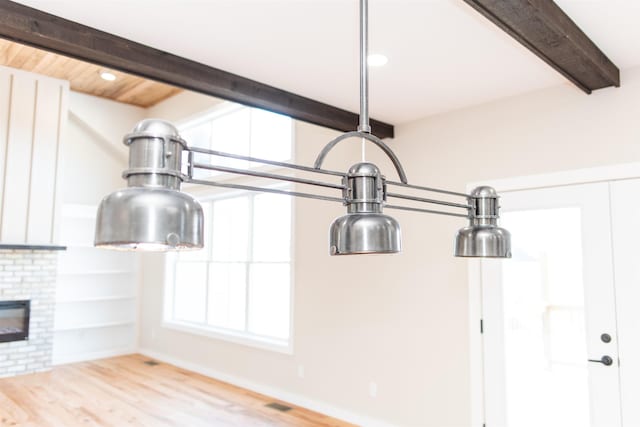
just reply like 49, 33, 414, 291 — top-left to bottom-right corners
0, 354, 357, 427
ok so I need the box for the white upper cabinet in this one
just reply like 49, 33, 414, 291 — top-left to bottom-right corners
0, 65, 69, 245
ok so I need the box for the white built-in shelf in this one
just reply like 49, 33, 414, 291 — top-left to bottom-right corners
56, 295, 137, 304
57, 270, 135, 277
54, 320, 135, 332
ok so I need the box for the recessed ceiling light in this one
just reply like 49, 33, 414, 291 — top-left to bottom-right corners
100, 71, 117, 81
367, 54, 388, 67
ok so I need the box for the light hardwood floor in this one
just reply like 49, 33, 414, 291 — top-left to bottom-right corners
0, 354, 356, 427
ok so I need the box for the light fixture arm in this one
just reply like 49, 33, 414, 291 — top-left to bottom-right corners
313, 131, 408, 183
182, 143, 476, 221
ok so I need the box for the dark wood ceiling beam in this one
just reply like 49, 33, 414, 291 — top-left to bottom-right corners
463, 0, 619, 94
0, 0, 394, 138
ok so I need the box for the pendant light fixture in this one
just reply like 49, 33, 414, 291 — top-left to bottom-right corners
95, 119, 203, 250
454, 187, 511, 258
95, 0, 510, 259
329, 162, 401, 255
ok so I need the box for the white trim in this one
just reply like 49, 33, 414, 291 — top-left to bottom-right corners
54, 321, 135, 332
469, 162, 640, 194
468, 258, 484, 427
467, 161, 640, 427
138, 347, 398, 427
52, 347, 136, 366
162, 320, 292, 355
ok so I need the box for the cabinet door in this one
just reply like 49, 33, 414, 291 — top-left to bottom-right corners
0, 66, 68, 244
482, 182, 621, 427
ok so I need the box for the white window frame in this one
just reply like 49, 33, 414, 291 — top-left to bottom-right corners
176, 101, 296, 189
163, 184, 295, 355
161, 102, 296, 354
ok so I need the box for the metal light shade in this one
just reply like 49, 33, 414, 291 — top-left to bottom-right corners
95, 187, 203, 251
330, 213, 401, 255
454, 224, 511, 258
454, 186, 511, 258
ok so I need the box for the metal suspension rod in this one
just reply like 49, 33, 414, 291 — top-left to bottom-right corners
191, 162, 346, 190
386, 192, 472, 210
386, 180, 471, 198
359, 0, 371, 133
187, 178, 345, 204
188, 146, 346, 177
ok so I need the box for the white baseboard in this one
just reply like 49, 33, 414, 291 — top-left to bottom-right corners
52, 347, 137, 366
138, 347, 397, 427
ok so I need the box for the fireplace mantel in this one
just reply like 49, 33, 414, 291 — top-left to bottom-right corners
0, 244, 66, 251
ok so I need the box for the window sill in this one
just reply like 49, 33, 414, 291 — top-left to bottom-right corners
162, 320, 293, 355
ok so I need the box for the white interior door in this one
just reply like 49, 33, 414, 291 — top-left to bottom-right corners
609, 178, 640, 427
481, 182, 621, 427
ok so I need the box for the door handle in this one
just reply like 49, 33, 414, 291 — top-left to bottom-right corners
588, 356, 613, 366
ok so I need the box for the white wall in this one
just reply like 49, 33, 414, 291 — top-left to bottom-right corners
146, 90, 225, 123
137, 67, 640, 427
60, 91, 145, 204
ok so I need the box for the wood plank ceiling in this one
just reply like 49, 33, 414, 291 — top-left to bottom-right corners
0, 38, 182, 108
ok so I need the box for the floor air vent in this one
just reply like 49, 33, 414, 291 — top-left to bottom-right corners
265, 402, 292, 412
143, 360, 160, 366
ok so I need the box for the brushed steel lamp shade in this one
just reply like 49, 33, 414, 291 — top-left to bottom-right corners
454, 186, 511, 258
94, 119, 204, 251
329, 162, 401, 255
95, 187, 203, 251
330, 213, 401, 255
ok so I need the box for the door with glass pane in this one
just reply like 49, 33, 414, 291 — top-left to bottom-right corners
481, 182, 621, 427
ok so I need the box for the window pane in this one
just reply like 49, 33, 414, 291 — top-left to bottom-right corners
181, 121, 211, 150
211, 108, 251, 170
208, 262, 246, 331
212, 196, 250, 262
250, 108, 292, 161
248, 263, 290, 340
252, 193, 291, 262
173, 262, 207, 323
181, 121, 213, 179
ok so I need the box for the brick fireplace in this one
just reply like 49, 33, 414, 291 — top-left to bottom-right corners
0, 246, 63, 377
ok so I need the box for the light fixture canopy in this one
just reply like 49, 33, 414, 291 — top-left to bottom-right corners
94, 119, 204, 251
454, 186, 511, 258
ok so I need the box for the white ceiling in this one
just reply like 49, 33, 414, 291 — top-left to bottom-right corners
13, 0, 640, 124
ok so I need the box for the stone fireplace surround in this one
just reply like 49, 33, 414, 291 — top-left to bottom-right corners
0, 245, 65, 378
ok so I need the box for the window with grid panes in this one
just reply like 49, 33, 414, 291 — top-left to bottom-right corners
165, 104, 293, 350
